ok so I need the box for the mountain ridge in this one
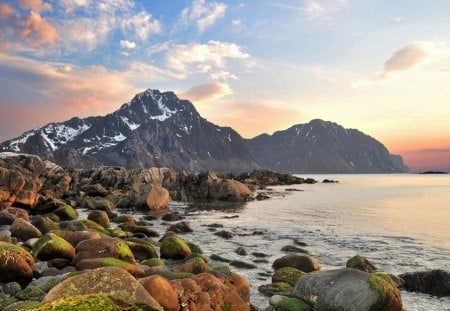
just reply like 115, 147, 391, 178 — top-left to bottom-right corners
1, 89, 409, 173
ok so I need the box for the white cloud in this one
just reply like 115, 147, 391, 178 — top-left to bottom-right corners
120, 39, 136, 49
121, 11, 162, 41
166, 40, 250, 78
181, 0, 227, 32
304, 0, 348, 19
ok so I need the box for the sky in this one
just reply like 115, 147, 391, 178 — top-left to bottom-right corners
0, 0, 450, 172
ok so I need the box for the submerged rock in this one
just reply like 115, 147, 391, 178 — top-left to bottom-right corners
400, 269, 450, 297
292, 269, 402, 311
272, 254, 321, 272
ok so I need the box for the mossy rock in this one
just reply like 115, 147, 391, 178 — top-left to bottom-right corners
15, 286, 46, 301
346, 255, 377, 273
368, 272, 402, 311
3, 282, 22, 296
54, 205, 78, 221
258, 282, 293, 297
142, 258, 165, 267
92, 199, 115, 212
158, 271, 193, 280
72, 238, 135, 266
210, 254, 231, 263
230, 260, 257, 269
82, 220, 111, 236
275, 297, 311, 311
0, 297, 18, 309
272, 267, 306, 286
87, 210, 111, 228
35, 294, 120, 311
182, 257, 209, 274
109, 228, 129, 238
0, 242, 35, 283
126, 240, 158, 261
120, 223, 159, 238
33, 233, 76, 261
210, 264, 231, 275
183, 253, 208, 263
235, 246, 248, 256
32, 216, 59, 234
252, 252, 268, 258
112, 215, 135, 224
186, 241, 203, 254
160, 235, 192, 259
57, 220, 87, 231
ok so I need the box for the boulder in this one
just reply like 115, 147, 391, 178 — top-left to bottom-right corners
160, 234, 192, 259
72, 237, 135, 266
75, 257, 145, 277
52, 230, 101, 247
4, 207, 29, 221
53, 204, 78, 221
136, 184, 170, 210
346, 254, 377, 273
272, 267, 306, 286
87, 210, 111, 228
31, 216, 59, 234
207, 178, 252, 202
400, 269, 450, 296
33, 233, 76, 261
35, 294, 120, 310
90, 198, 115, 212
125, 239, 158, 261
10, 218, 42, 241
167, 221, 193, 233
272, 254, 321, 272
270, 296, 311, 311
292, 269, 402, 311
41, 267, 163, 310
140, 275, 179, 311
0, 241, 35, 283
258, 282, 293, 297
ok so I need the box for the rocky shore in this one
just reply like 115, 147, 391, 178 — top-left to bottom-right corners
0, 152, 448, 310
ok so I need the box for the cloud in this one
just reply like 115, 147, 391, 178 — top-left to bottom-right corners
181, 0, 227, 32
18, 0, 52, 13
179, 82, 232, 102
20, 11, 58, 47
166, 40, 250, 78
0, 3, 14, 17
121, 11, 162, 41
120, 39, 136, 49
304, 0, 348, 19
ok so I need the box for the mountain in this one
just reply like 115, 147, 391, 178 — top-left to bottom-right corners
247, 119, 409, 173
0, 89, 260, 172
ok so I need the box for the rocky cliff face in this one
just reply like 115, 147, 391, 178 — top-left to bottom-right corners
247, 119, 409, 173
0, 90, 260, 172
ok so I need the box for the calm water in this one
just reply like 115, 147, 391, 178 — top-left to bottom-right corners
135, 174, 450, 310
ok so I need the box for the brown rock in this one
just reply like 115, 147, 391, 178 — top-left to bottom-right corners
4, 207, 29, 221
0, 241, 35, 283
72, 237, 136, 266
140, 275, 180, 311
75, 257, 145, 277
136, 184, 170, 210
10, 218, 42, 241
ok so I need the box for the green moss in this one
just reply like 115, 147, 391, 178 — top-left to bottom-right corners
368, 272, 402, 311
258, 282, 293, 297
93, 199, 115, 212
4, 300, 41, 309
119, 223, 159, 238
276, 297, 311, 311
82, 220, 111, 236
272, 267, 306, 286
101, 257, 132, 268
0, 297, 18, 309
158, 271, 193, 280
109, 228, 128, 238
114, 240, 134, 261
186, 242, 203, 254
210, 264, 231, 275
34, 233, 75, 261
141, 258, 165, 267
221, 301, 232, 311
33, 294, 120, 311
54, 205, 78, 221
15, 287, 46, 301
160, 235, 192, 259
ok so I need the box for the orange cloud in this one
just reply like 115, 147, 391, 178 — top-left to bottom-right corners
0, 3, 14, 17
18, 0, 52, 13
197, 101, 302, 138
20, 11, 58, 47
179, 82, 232, 102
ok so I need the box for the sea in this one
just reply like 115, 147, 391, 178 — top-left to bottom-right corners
134, 174, 450, 310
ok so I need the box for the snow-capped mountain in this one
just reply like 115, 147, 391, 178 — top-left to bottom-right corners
247, 119, 409, 173
0, 89, 260, 172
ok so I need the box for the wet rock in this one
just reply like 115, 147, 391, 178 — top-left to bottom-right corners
161, 211, 184, 222
31, 216, 59, 234
142, 258, 165, 267
167, 221, 193, 233
0, 241, 34, 283
323, 179, 338, 183
270, 296, 311, 311
120, 222, 159, 238
272, 267, 306, 286
75, 257, 145, 277
53, 204, 78, 221
90, 198, 115, 212
34, 233, 76, 261
10, 218, 42, 241
293, 269, 402, 311
87, 210, 110, 228
255, 193, 270, 200
346, 254, 377, 273
400, 269, 450, 297
273, 254, 321, 272
175, 257, 209, 274
235, 246, 248, 256
281, 245, 309, 254
42, 267, 163, 309
258, 282, 293, 297
210, 254, 231, 263
160, 234, 192, 260
230, 260, 257, 269
215, 230, 234, 239
125, 239, 158, 261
